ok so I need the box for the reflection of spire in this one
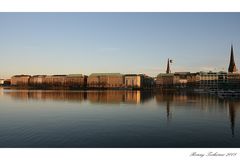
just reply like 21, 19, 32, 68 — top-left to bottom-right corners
228, 44, 237, 73
166, 59, 171, 74
228, 102, 236, 137
166, 101, 172, 121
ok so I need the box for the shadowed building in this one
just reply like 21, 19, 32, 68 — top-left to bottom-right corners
3, 79, 11, 86
156, 73, 176, 89
156, 59, 175, 89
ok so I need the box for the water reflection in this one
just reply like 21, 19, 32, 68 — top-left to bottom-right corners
1, 89, 240, 147
228, 101, 238, 137
3, 90, 154, 104
155, 92, 240, 138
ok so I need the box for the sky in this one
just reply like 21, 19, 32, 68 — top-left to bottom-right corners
0, 13, 240, 78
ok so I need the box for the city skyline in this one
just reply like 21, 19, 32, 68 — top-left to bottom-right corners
1, 13, 240, 78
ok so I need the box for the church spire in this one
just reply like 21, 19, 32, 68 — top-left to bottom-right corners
166, 58, 171, 74
228, 44, 237, 73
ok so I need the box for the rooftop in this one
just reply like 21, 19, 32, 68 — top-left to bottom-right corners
12, 75, 31, 78
157, 73, 175, 77
89, 73, 122, 77
67, 74, 83, 77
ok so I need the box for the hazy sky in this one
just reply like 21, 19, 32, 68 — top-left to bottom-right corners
0, 13, 240, 78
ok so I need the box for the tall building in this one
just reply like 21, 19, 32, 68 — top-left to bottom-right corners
228, 45, 237, 73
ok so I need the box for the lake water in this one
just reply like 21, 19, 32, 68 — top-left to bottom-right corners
0, 88, 239, 148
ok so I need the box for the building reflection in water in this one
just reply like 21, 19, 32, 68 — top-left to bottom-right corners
3, 90, 154, 105
228, 101, 239, 137
0, 88, 3, 96
155, 92, 239, 137
166, 101, 171, 121
3, 90, 239, 136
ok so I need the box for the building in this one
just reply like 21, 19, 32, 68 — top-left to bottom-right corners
65, 74, 87, 89
196, 71, 228, 90
174, 72, 190, 88
11, 75, 31, 86
29, 75, 47, 87
87, 73, 124, 88
156, 72, 199, 89
227, 73, 240, 89
156, 59, 176, 89
3, 79, 11, 86
124, 74, 154, 89
124, 74, 141, 88
156, 73, 178, 88
43, 75, 67, 87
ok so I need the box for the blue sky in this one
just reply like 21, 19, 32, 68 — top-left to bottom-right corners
0, 13, 240, 78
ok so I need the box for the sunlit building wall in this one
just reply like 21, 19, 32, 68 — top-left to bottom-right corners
87, 73, 124, 88
11, 75, 31, 86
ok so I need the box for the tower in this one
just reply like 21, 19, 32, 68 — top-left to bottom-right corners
166, 58, 171, 74
228, 45, 237, 73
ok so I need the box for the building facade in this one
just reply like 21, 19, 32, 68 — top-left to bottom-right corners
196, 71, 228, 90
43, 75, 67, 87
3, 79, 11, 86
124, 74, 154, 89
227, 73, 240, 89
87, 73, 124, 88
65, 74, 87, 89
124, 74, 141, 88
156, 73, 178, 89
11, 75, 31, 86
29, 75, 47, 87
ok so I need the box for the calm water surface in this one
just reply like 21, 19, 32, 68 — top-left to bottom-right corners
0, 88, 239, 147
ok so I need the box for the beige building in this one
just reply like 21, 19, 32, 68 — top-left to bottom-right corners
124, 74, 141, 88
11, 75, 31, 86
124, 74, 154, 89
43, 75, 67, 87
29, 75, 47, 86
87, 73, 124, 88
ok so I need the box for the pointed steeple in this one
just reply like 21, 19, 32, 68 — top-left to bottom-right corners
228, 44, 237, 73
166, 58, 171, 74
